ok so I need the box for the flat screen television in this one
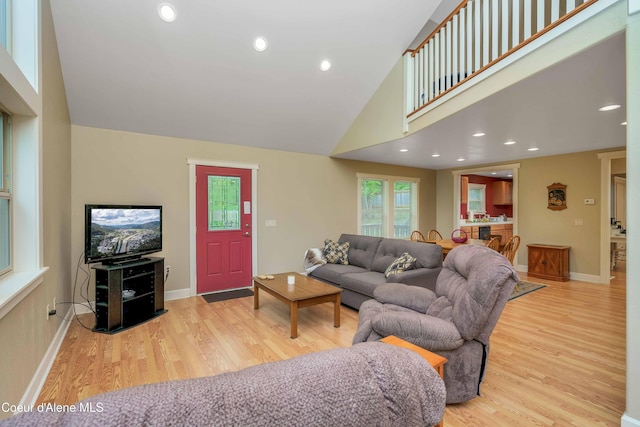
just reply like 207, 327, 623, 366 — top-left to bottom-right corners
85, 204, 162, 264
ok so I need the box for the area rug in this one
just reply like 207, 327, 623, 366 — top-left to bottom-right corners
509, 281, 546, 301
202, 288, 253, 303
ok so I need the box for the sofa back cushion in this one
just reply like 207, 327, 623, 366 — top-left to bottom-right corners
338, 234, 383, 270
432, 245, 518, 343
372, 239, 442, 273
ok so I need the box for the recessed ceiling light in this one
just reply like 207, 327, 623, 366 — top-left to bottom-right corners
253, 37, 268, 52
472, 132, 485, 137
320, 60, 332, 71
431, 153, 440, 158
399, 149, 408, 152
528, 147, 539, 151
621, 121, 627, 126
158, 3, 176, 22
457, 157, 465, 162
504, 140, 516, 145
599, 104, 621, 112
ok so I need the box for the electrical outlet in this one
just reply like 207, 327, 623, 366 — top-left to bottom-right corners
166, 265, 171, 275
46, 304, 50, 320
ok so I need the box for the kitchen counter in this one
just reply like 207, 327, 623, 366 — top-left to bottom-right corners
459, 220, 513, 226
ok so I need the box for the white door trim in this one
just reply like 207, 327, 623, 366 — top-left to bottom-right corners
187, 159, 259, 296
597, 150, 626, 284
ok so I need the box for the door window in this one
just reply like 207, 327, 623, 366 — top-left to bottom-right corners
207, 176, 240, 231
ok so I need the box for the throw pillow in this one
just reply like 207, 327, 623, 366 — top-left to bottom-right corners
323, 239, 350, 265
303, 248, 327, 273
384, 252, 417, 278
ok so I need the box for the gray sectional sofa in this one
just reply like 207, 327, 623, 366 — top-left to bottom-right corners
310, 233, 443, 309
0, 343, 446, 427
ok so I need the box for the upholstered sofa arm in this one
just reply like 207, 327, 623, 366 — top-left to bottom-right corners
374, 283, 437, 314
371, 310, 464, 351
1, 343, 446, 427
386, 267, 441, 291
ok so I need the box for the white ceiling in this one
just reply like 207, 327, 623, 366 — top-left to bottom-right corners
49, 0, 445, 155
336, 33, 627, 169
49, 1, 626, 169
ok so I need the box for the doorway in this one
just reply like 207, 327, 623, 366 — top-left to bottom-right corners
188, 160, 258, 296
453, 164, 520, 244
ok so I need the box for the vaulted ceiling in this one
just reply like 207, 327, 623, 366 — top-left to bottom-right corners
50, 0, 626, 169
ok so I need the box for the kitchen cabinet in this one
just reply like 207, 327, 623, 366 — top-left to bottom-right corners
492, 181, 512, 205
527, 244, 570, 282
461, 176, 469, 204
490, 224, 513, 242
461, 223, 512, 241
460, 226, 477, 239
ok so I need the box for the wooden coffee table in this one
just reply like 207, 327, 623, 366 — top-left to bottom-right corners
253, 273, 342, 338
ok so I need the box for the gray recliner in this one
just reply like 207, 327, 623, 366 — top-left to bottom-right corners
353, 244, 518, 404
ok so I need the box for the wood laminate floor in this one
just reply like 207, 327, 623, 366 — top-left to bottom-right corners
38, 272, 626, 426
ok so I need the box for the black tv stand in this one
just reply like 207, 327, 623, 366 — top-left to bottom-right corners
102, 256, 150, 266
92, 257, 166, 334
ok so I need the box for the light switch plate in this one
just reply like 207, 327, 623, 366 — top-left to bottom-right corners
584, 198, 595, 205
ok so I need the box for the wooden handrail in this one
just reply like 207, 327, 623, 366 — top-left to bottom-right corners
408, 0, 469, 56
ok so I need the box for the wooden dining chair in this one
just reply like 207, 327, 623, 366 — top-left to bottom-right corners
427, 229, 443, 241
410, 230, 427, 242
487, 237, 501, 251
500, 235, 520, 265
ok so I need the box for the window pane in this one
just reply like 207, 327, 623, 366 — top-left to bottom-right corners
468, 185, 486, 212
0, 197, 9, 271
0, 0, 8, 53
393, 181, 412, 238
207, 176, 240, 231
361, 179, 383, 237
0, 114, 3, 189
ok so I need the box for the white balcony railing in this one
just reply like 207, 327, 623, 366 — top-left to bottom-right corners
404, 0, 599, 121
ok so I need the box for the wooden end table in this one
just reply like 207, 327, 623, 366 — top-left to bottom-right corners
381, 335, 447, 427
253, 273, 342, 339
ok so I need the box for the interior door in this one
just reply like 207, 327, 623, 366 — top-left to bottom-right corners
196, 165, 252, 293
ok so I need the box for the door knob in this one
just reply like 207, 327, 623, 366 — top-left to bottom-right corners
244, 232, 251, 237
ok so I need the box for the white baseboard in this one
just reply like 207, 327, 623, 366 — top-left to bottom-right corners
569, 272, 602, 283
518, 265, 601, 284
622, 413, 640, 427
165, 288, 191, 301
19, 306, 74, 408
72, 301, 95, 315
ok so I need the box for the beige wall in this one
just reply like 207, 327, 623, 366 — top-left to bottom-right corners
0, 0, 71, 416
611, 158, 626, 174
436, 149, 623, 277
71, 126, 436, 297
331, 58, 405, 155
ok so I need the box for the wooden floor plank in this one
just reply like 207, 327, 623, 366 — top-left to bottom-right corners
37, 272, 626, 426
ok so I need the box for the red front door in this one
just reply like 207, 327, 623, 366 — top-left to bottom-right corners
196, 165, 252, 293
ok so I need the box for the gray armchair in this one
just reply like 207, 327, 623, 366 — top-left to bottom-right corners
353, 244, 518, 404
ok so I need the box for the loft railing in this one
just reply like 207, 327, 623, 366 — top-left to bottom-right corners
404, 0, 599, 120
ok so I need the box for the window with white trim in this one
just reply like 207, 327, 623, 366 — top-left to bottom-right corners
358, 174, 419, 238
0, 111, 10, 275
468, 183, 486, 213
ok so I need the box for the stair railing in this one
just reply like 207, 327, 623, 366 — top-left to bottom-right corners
404, 0, 599, 122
